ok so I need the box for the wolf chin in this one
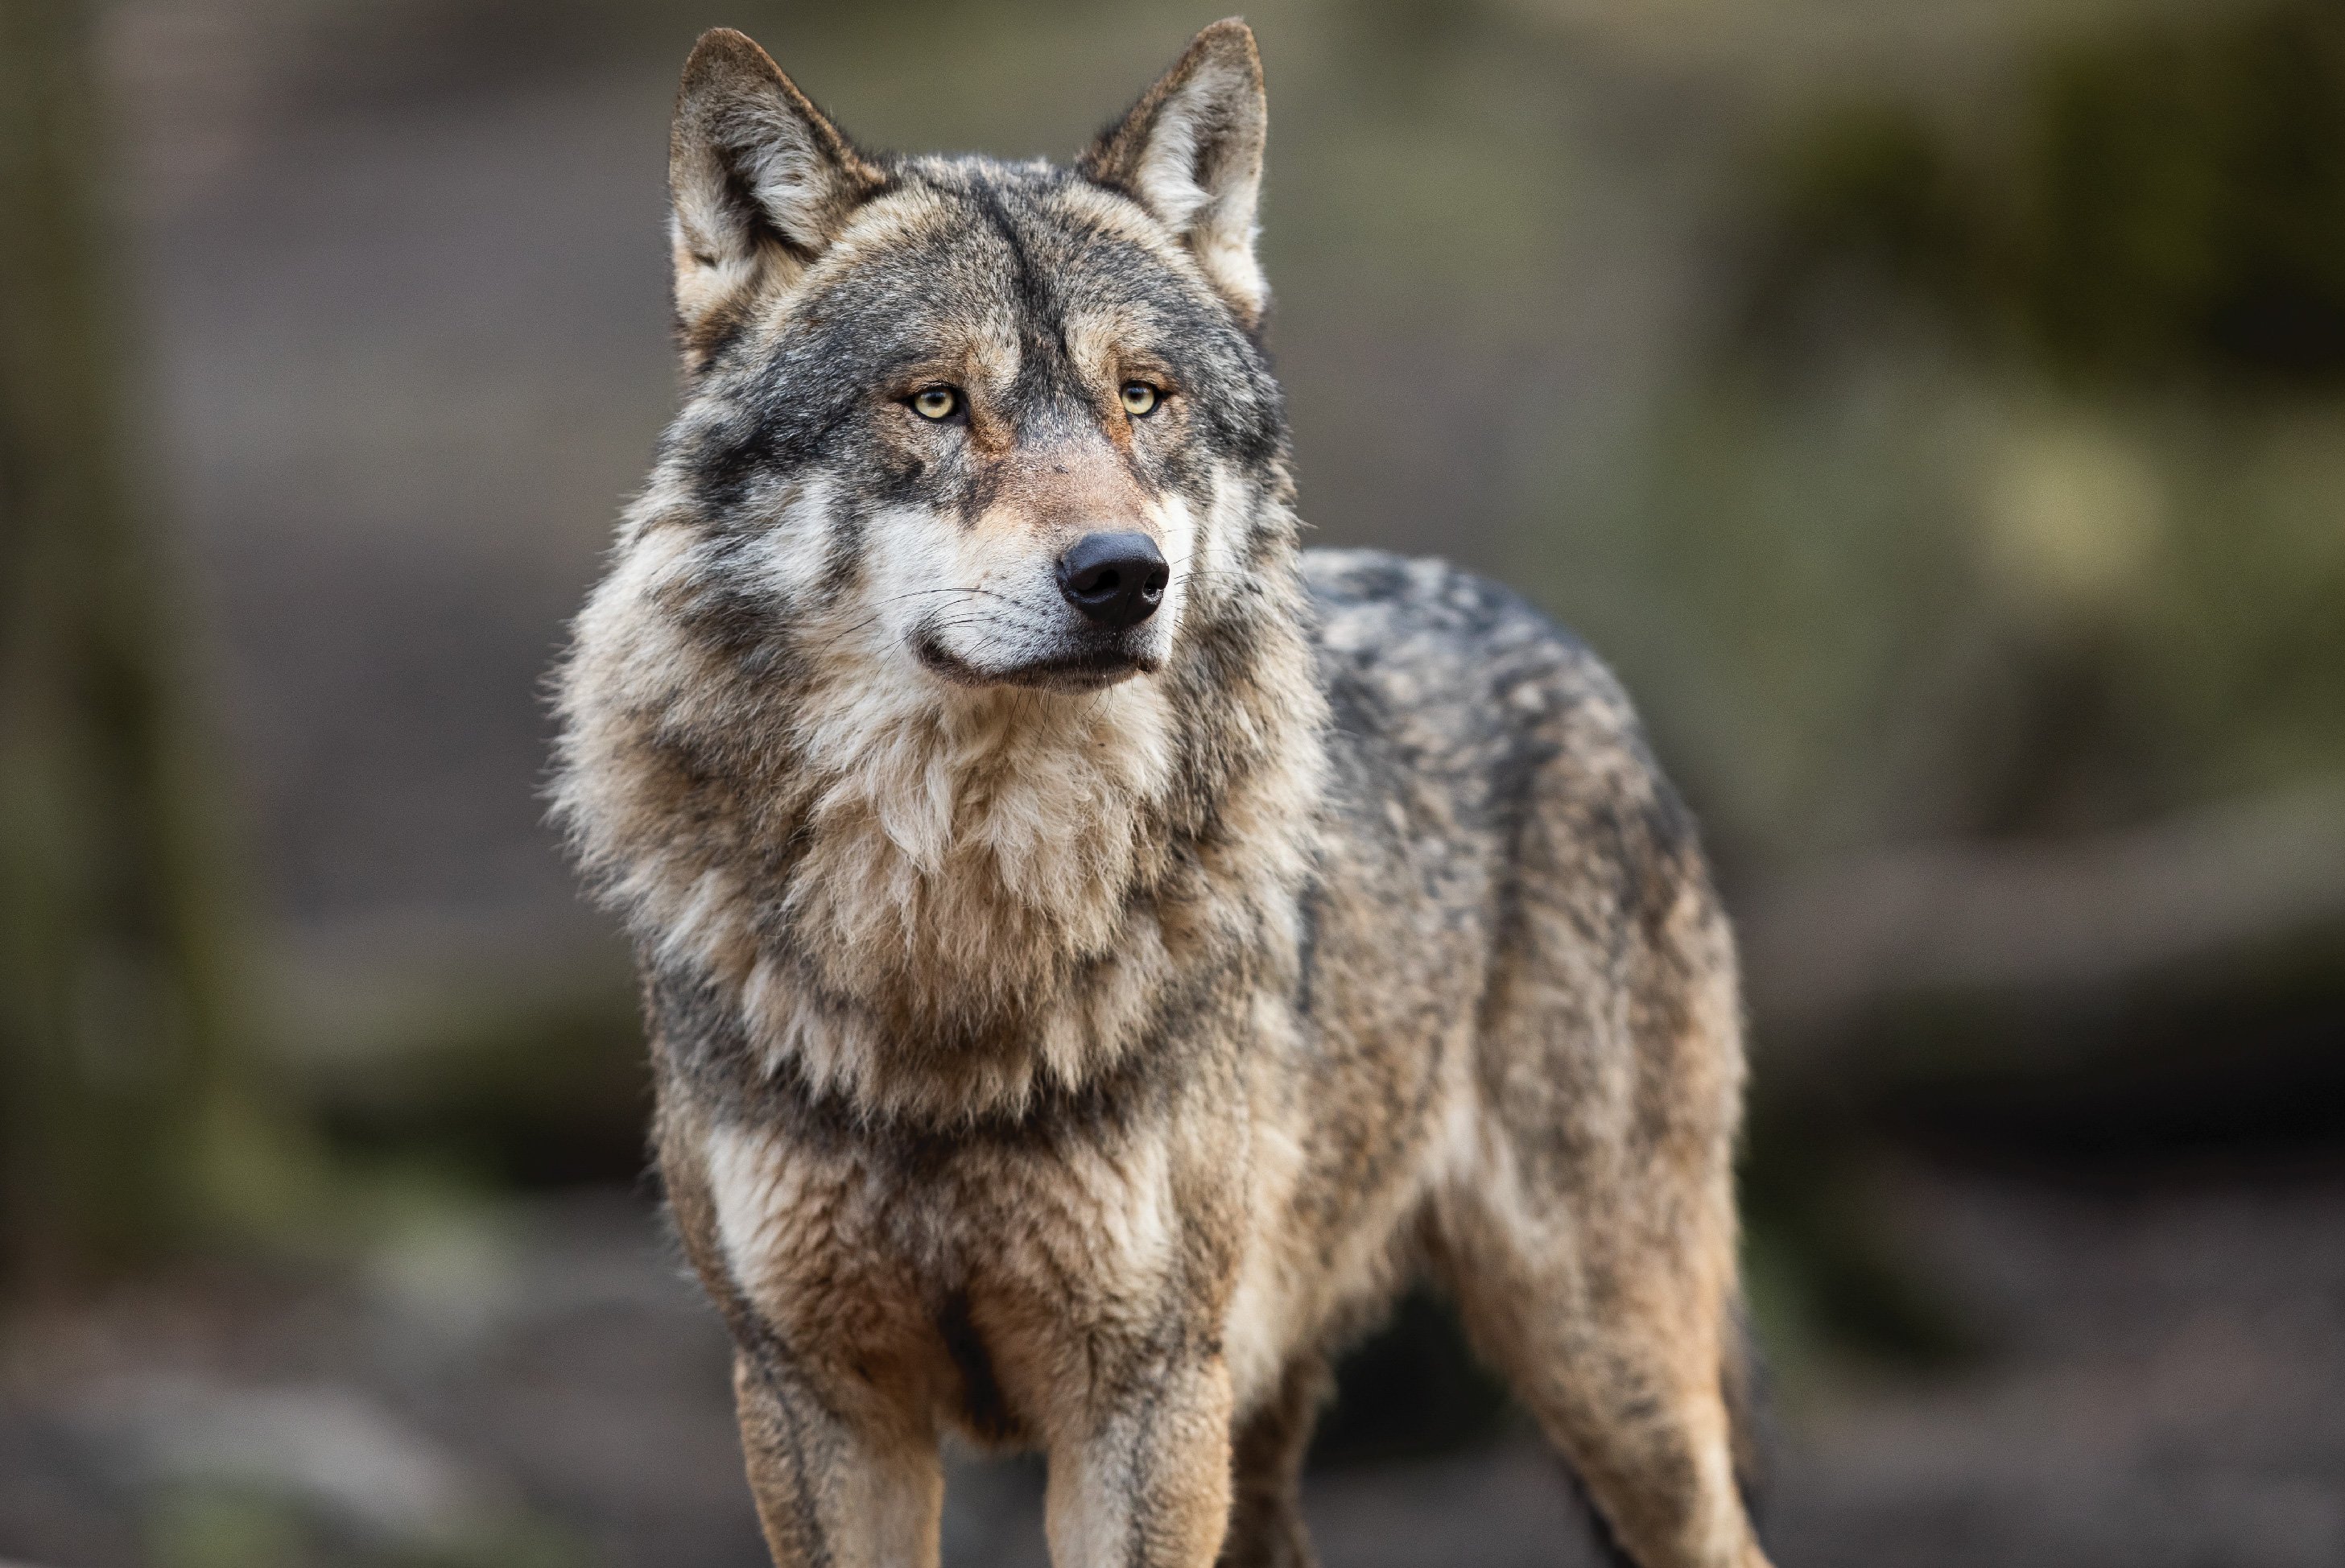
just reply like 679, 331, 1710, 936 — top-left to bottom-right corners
553, 21, 1769, 1568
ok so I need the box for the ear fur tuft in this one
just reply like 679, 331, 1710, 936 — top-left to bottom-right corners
1082, 19, 1270, 324
667, 28, 883, 361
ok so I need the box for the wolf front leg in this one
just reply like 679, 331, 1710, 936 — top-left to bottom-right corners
1045, 1350, 1237, 1568
732, 1344, 945, 1568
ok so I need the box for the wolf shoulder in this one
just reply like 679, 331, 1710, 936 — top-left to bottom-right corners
1299, 547, 1711, 910
1303, 545, 1657, 784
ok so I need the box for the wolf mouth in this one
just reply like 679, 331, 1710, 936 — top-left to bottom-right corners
910, 628, 1160, 691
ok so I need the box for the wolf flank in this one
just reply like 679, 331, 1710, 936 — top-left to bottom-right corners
552, 19, 1770, 1568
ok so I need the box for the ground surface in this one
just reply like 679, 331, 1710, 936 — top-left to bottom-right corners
6, 1162, 2341, 1566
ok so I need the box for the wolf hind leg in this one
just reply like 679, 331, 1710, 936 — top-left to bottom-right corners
1216, 1352, 1330, 1568
1435, 1182, 1769, 1568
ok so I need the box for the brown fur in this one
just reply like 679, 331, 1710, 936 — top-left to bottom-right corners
553, 21, 1769, 1568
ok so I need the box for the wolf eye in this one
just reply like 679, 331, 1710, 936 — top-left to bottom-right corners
1120, 382, 1162, 418
910, 386, 960, 421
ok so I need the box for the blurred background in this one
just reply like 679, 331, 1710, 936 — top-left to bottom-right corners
4, 0, 2343, 1562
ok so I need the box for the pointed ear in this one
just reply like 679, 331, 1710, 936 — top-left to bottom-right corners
668, 28, 884, 357
1081, 19, 1269, 324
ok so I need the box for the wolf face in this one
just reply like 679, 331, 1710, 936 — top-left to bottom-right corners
554, 24, 1324, 1112
663, 27, 1285, 694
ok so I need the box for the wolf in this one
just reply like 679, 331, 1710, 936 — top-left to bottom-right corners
552, 19, 1768, 1568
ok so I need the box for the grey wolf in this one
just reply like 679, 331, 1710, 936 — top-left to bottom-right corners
551, 20, 1768, 1566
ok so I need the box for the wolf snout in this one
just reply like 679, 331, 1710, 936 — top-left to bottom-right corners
1056, 531, 1168, 629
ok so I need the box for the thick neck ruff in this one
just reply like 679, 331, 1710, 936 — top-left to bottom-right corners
555, 510, 1326, 1124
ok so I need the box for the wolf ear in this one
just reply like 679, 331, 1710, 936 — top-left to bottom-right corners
668, 28, 883, 355
1081, 19, 1269, 325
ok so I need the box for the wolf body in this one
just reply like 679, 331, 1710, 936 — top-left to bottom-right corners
553, 22, 1768, 1568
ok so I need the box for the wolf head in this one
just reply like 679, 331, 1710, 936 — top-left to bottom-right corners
663, 20, 1283, 690
555, 23, 1325, 1117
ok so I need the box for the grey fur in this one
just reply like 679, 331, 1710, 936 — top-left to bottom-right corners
552, 22, 1767, 1568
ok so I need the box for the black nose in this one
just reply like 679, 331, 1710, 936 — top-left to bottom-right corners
1056, 531, 1168, 629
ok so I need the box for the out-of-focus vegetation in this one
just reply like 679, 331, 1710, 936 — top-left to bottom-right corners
1555, 0, 2345, 857
1746, 0, 2345, 389
1563, 0, 2345, 1369
0, 0, 308, 1286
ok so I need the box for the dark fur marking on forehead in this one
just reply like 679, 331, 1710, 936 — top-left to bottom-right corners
972, 179, 1119, 444
972, 183, 1057, 353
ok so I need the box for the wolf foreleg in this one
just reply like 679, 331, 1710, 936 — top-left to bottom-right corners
1045, 1351, 1236, 1567
731, 1347, 945, 1568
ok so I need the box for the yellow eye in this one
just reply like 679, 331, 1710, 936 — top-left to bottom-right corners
911, 386, 960, 421
1120, 382, 1161, 418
